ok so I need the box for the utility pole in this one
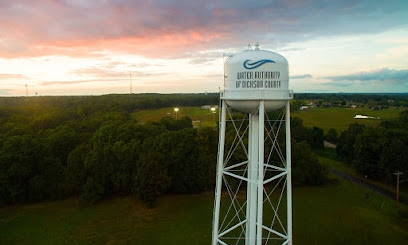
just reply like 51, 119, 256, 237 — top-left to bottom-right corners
211, 107, 216, 126
394, 171, 403, 209
130, 72, 133, 94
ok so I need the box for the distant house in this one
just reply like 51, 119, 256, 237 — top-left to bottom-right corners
354, 114, 380, 119
300, 106, 309, 110
354, 114, 368, 119
351, 105, 358, 108
201, 105, 218, 110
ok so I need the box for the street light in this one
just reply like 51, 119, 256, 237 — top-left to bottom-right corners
211, 107, 216, 125
174, 107, 179, 119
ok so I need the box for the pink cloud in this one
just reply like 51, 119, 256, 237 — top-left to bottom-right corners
0, 0, 231, 58
0, 30, 227, 59
0, 0, 406, 59
0, 74, 28, 79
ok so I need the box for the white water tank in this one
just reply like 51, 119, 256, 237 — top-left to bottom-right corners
222, 44, 293, 113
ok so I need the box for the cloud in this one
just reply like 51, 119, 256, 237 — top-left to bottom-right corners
70, 67, 130, 78
187, 51, 224, 64
129, 62, 163, 68
278, 48, 306, 52
70, 66, 166, 78
189, 58, 216, 65
201, 73, 223, 79
319, 81, 354, 87
327, 68, 408, 84
0, 0, 407, 58
0, 89, 12, 95
39, 78, 129, 86
0, 74, 28, 79
40, 66, 168, 86
290, 74, 312, 79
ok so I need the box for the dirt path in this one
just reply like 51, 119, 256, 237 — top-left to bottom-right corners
324, 141, 336, 149
329, 168, 408, 205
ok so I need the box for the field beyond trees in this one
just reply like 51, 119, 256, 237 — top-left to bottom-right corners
131, 105, 402, 133
291, 107, 401, 133
132, 106, 219, 127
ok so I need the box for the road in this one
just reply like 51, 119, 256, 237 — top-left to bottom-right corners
329, 168, 408, 205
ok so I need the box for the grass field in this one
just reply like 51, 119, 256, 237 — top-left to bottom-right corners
132, 106, 402, 133
292, 107, 402, 133
132, 106, 219, 127
1, 173, 407, 244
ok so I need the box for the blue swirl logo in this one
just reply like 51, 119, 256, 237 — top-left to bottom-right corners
243, 59, 275, 69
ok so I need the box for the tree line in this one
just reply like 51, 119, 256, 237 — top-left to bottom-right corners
294, 93, 408, 107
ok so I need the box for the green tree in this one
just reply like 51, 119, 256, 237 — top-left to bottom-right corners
81, 177, 105, 204
379, 139, 408, 183
326, 128, 338, 144
196, 127, 218, 190
111, 139, 141, 193
292, 141, 327, 185
310, 127, 324, 149
0, 135, 37, 203
133, 150, 170, 207
353, 127, 387, 180
291, 117, 311, 143
43, 125, 80, 165
159, 116, 193, 131
337, 123, 366, 162
65, 144, 90, 195
35, 156, 65, 200
154, 128, 201, 193
398, 110, 408, 127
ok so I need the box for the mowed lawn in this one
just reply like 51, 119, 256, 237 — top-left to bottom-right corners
292, 107, 402, 133
1, 177, 407, 244
132, 106, 219, 127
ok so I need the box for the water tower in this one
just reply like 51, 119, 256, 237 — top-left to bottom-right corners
212, 43, 293, 245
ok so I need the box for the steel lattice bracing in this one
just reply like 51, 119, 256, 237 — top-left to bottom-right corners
212, 100, 292, 245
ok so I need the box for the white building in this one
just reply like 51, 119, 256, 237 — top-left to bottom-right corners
354, 114, 368, 119
354, 114, 379, 119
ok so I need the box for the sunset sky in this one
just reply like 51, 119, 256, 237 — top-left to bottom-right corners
1, 0, 408, 96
